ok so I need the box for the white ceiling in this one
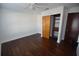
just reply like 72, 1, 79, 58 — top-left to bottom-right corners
0, 3, 79, 12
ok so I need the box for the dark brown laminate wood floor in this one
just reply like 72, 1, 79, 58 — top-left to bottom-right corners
1, 33, 78, 56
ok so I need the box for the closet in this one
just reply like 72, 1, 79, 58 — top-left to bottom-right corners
50, 14, 60, 41
42, 14, 60, 41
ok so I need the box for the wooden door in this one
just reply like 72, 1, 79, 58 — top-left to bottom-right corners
42, 16, 50, 39
65, 13, 79, 43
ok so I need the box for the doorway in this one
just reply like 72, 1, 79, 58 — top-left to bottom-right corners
65, 13, 79, 43
50, 14, 60, 41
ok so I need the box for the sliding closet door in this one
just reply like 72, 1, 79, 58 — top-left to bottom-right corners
42, 16, 50, 39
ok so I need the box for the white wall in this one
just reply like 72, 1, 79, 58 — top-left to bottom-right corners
0, 9, 3, 56
77, 35, 79, 56
60, 7, 69, 40
0, 9, 39, 55
68, 7, 79, 13
0, 9, 38, 43
41, 6, 64, 16
36, 14, 42, 34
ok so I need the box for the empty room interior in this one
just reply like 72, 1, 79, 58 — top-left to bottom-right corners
0, 3, 79, 56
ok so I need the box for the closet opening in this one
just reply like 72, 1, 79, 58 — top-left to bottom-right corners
50, 14, 60, 41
